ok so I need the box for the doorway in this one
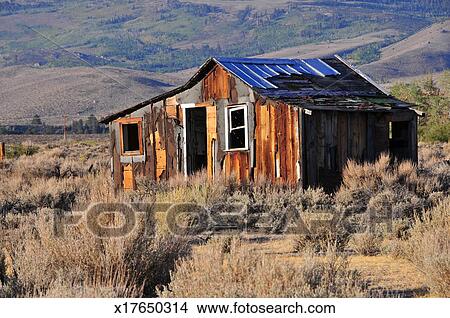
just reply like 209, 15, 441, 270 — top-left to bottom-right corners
184, 107, 207, 175
389, 121, 411, 161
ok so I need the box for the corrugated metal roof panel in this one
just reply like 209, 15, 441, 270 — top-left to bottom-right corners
302, 58, 341, 76
214, 57, 340, 89
245, 64, 271, 79
261, 64, 280, 76
220, 62, 267, 88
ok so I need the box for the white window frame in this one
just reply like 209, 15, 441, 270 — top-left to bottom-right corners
224, 104, 249, 151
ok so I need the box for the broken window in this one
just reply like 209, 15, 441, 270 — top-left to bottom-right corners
120, 118, 143, 155
225, 105, 248, 150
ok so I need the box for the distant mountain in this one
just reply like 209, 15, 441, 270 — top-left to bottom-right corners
1, 0, 448, 72
0, 1, 449, 125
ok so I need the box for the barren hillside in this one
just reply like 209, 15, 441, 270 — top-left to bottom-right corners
361, 20, 450, 81
256, 29, 400, 59
0, 66, 182, 125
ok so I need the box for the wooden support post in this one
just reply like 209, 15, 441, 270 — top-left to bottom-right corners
0, 142, 5, 161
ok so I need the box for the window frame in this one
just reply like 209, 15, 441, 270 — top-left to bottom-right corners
224, 104, 249, 151
119, 117, 144, 156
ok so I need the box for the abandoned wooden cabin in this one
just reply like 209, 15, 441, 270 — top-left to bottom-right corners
101, 56, 420, 192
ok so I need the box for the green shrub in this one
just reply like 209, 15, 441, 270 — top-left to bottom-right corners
6, 143, 39, 159
391, 75, 450, 143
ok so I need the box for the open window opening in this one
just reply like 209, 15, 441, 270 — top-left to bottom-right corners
185, 107, 207, 175
120, 118, 143, 156
225, 105, 248, 151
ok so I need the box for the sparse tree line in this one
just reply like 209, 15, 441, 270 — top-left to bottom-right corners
290, 0, 450, 15
0, 1, 52, 15
391, 72, 450, 142
0, 114, 108, 135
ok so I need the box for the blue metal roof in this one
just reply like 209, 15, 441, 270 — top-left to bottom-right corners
214, 57, 340, 89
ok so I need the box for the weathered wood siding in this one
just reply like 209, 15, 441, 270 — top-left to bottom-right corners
110, 64, 255, 189
206, 105, 217, 179
302, 110, 417, 191
254, 98, 301, 184
0, 142, 5, 161
203, 66, 230, 100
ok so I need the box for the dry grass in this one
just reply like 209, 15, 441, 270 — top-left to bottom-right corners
0, 140, 190, 297
0, 207, 190, 298
337, 148, 449, 227
0, 140, 109, 214
0, 141, 449, 298
348, 232, 383, 256
348, 255, 428, 296
159, 237, 368, 298
402, 197, 450, 297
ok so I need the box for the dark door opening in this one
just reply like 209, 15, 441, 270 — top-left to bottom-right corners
389, 121, 410, 161
185, 107, 207, 175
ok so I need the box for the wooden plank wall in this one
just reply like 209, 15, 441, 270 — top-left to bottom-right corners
224, 152, 249, 182
123, 164, 134, 190
203, 65, 230, 101
304, 111, 396, 191
111, 129, 123, 191
139, 64, 231, 183
150, 105, 180, 181
203, 65, 252, 182
206, 106, 217, 179
254, 98, 301, 184
304, 111, 369, 190
387, 111, 418, 163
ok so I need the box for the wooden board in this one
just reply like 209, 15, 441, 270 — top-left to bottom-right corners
123, 164, 135, 191
165, 96, 181, 121
224, 151, 249, 183
0, 142, 5, 161
253, 98, 301, 185
206, 106, 217, 179
203, 65, 230, 101
111, 129, 123, 192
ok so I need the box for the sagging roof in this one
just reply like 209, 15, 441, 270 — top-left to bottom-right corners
100, 55, 405, 124
278, 96, 412, 112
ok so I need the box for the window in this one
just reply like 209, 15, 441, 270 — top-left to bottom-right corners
225, 105, 248, 151
119, 118, 143, 156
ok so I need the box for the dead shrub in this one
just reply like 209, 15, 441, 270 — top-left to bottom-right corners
348, 232, 383, 256
159, 237, 368, 298
251, 186, 334, 234
402, 197, 450, 297
2, 209, 190, 297
336, 152, 448, 222
293, 210, 351, 254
